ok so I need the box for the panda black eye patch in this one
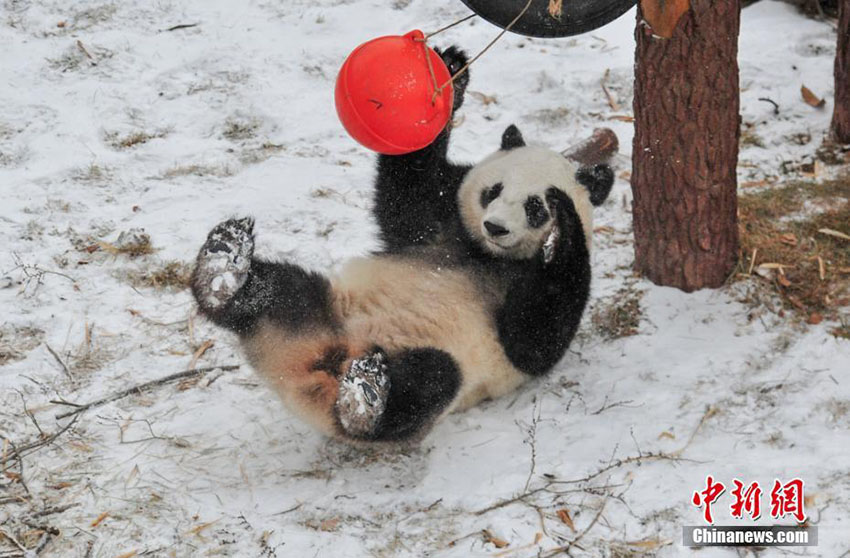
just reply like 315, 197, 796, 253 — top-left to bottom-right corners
524, 196, 549, 228
480, 182, 503, 208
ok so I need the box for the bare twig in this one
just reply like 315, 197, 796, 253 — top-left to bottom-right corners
32, 502, 81, 518
17, 391, 44, 437
476, 450, 689, 516
590, 396, 636, 415
55, 364, 240, 419
522, 401, 541, 492
45, 344, 74, 382
474, 485, 549, 516
2, 416, 79, 465
758, 97, 780, 115
601, 69, 619, 111
539, 498, 609, 557
76, 40, 96, 65
164, 22, 199, 32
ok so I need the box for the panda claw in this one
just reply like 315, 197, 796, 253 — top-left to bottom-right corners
192, 217, 255, 311
336, 350, 390, 438
542, 223, 561, 265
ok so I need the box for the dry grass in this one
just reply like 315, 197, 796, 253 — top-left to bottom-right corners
735, 178, 850, 326
160, 163, 234, 179
99, 229, 154, 257
222, 117, 260, 141
107, 130, 167, 149
123, 261, 192, 290
72, 162, 111, 183
592, 285, 644, 340
0, 325, 44, 366
740, 122, 765, 148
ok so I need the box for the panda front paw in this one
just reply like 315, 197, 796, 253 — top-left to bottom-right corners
335, 350, 390, 438
191, 217, 255, 312
434, 45, 469, 111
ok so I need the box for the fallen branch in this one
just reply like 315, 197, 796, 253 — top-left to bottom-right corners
562, 128, 619, 165
54, 364, 240, 419
1, 415, 79, 467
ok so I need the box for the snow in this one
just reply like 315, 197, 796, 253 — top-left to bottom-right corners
0, 0, 847, 556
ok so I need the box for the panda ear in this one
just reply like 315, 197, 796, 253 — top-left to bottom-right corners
575, 164, 614, 206
501, 125, 526, 151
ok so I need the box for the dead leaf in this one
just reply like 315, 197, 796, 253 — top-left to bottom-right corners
188, 339, 214, 369
91, 512, 109, 527
779, 233, 797, 246
556, 509, 576, 532
607, 114, 635, 122
658, 430, 676, 440
115, 552, 137, 558
469, 91, 497, 106
778, 274, 791, 287
801, 85, 825, 108
320, 518, 340, 532
807, 313, 823, 325
640, 0, 690, 39
187, 519, 220, 536
627, 538, 673, 549
548, 0, 563, 19
482, 529, 509, 548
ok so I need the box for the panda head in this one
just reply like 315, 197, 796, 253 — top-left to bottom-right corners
458, 125, 614, 260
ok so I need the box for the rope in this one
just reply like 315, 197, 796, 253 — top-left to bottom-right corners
417, 0, 535, 104
423, 13, 477, 40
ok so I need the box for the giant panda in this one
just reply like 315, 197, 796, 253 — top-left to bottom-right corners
190, 47, 614, 445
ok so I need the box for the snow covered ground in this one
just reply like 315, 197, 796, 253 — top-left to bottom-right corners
0, 0, 847, 556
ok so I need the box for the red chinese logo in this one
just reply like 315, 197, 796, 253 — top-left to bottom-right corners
692, 476, 806, 523
770, 478, 806, 522
730, 479, 762, 520
692, 475, 726, 524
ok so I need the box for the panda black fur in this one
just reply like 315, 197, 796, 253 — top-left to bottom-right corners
190, 47, 614, 445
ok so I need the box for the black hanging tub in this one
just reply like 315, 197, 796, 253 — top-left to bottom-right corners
458, 0, 636, 38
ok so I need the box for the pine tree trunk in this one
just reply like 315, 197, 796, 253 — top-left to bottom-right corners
832, 0, 850, 143
631, 1, 741, 292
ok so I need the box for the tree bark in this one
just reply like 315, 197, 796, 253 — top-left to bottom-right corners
631, 0, 741, 292
832, 0, 850, 143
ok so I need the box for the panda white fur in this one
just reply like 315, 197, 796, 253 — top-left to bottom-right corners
190, 47, 614, 445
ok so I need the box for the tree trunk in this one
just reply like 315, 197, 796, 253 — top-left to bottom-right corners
832, 0, 850, 143
631, 0, 741, 292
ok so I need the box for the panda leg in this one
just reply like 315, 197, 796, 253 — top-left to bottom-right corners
373, 46, 472, 251
336, 347, 461, 442
191, 217, 338, 335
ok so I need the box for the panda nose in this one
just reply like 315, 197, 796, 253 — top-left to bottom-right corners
484, 221, 510, 237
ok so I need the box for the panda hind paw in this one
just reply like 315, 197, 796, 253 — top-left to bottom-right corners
335, 350, 390, 438
192, 217, 255, 311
